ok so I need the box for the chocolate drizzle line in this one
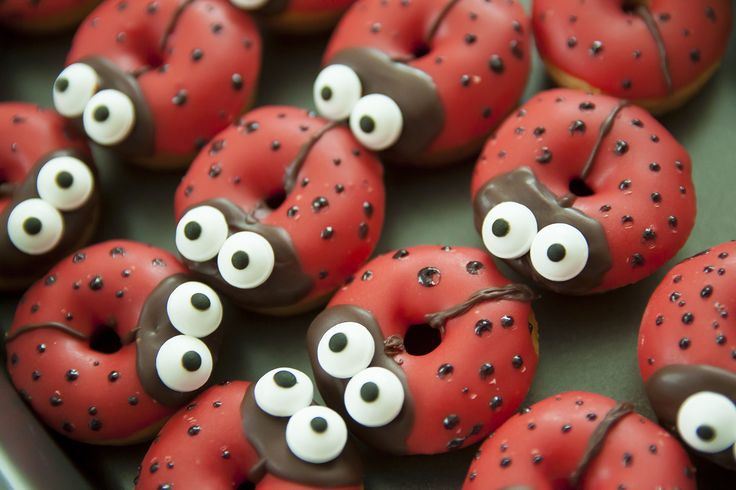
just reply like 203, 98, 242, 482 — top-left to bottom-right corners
283, 121, 339, 194
159, 0, 197, 54
391, 0, 463, 63
568, 402, 634, 487
634, 5, 674, 95
5, 321, 138, 344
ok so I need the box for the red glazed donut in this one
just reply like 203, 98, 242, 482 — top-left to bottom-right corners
313, 0, 531, 166
174, 106, 385, 314
53, 0, 261, 168
229, 0, 355, 33
0, 0, 98, 32
533, 0, 733, 114
0, 102, 100, 291
462, 392, 696, 489
137, 370, 363, 489
306, 245, 539, 455
471, 88, 696, 295
639, 241, 736, 470
5, 240, 226, 444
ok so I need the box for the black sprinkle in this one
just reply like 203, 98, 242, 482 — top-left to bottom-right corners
321, 227, 334, 240
630, 253, 646, 268
479, 363, 495, 380
443, 414, 460, 429
474, 319, 492, 336
312, 196, 329, 212
567, 36, 577, 48
72, 252, 86, 263
536, 147, 552, 163
89, 276, 103, 290
589, 40, 604, 55
437, 363, 454, 378
108, 371, 120, 382
614, 140, 629, 155
89, 418, 102, 431
690, 49, 701, 63
393, 249, 409, 259
188, 425, 201, 436
500, 457, 512, 468
501, 315, 514, 328
561, 424, 572, 433
511, 355, 523, 369
509, 40, 523, 59
128, 396, 139, 406
418, 267, 441, 287
651, 192, 662, 203
465, 33, 477, 44
489, 55, 504, 74
490, 396, 503, 410
569, 120, 586, 134
358, 222, 369, 239
466, 261, 484, 274
679, 337, 691, 349
66, 369, 79, 381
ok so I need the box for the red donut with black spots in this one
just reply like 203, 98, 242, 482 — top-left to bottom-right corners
306, 245, 539, 455
313, 0, 531, 166
5, 240, 226, 444
533, 0, 733, 114
0, 102, 100, 291
229, 0, 355, 33
463, 392, 696, 489
174, 106, 385, 314
472, 88, 696, 295
136, 370, 363, 489
639, 241, 736, 470
53, 0, 261, 168
0, 0, 98, 32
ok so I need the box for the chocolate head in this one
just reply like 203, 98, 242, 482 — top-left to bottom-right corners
174, 198, 313, 310
473, 167, 612, 295
314, 47, 444, 162
307, 304, 415, 454
52, 57, 155, 157
646, 364, 736, 470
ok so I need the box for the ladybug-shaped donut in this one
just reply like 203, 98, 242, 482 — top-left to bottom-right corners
533, 0, 733, 114
639, 241, 736, 470
0, 0, 97, 32
0, 102, 100, 291
174, 106, 385, 314
313, 0, 531, 166
463, 392, 696, 489
5, 240, 226, 444
136, 369, 363, 489
472, 89, 696, 295
306, 245, 539, 455
229, 0, 355, 33
53, 0, 262, 168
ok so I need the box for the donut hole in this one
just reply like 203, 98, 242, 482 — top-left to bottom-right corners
403, 323, 442, 356
237, 482, 255, 490
568, 177, 595, 197
411, 42, 431, 59
264, 188, 287, 210
621, 0, 648, 13
88, 324, 123, 354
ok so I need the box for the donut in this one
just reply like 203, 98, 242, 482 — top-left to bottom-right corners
471, 88, 696, 295
462, 391, 696, 489
0, 102, 100, 291
639, 241, 736, 471
53, 0, 262, 168
306, 245, 539, 455
174, 106, 385, 314
532, 0, 733, 114
229, 0, 355, 33
136, 369, 363, 489
0, 0, 98, 32
4, 240, 226, 444
313, 0, 531, 166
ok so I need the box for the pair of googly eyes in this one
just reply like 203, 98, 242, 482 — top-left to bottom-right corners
676, 391, 736, 458
175, 206, 275, 289
317, 322, 405, 428
254, 367, 348, 464
7, 157, 95, 255
482, 201, 590, 282
155, 282, 222, 393
313, 64, 403, 151
53, 63, 136, 146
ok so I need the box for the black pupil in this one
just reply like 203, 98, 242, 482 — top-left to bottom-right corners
55, 77, 69, 93
328, 332, 348, 353
310, 416, 328, 433
492, 218, 510, 237
360, 381, 379, 402
231, 251, 250, 270
359, 116, 376, 134
320, 86, 333, 101
181, 351, 202, 372
190, 293, 211, 311
183, 221, 202, 240
696, 425, 716, 441
547, 244, 566, 262
23, 217, 42, 236
273, 370, 297, 388
56, 171, 74, 189
93, 105, 110, 122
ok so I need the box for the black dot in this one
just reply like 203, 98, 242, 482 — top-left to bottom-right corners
37, 343, 46, 353
546, 244, 566, 262
190, 293, 210, 310
466, 261, 484, 274
614, 140, 629, 155
536, 147, 552, 163
89, 275, 103, 290
93, 106, 109, 122
690, 49, 701, 62
696, 425, 716, 441
682, 312, 694, 324
567, 36, 577, 48
438, 363, 454, 378
511, 355, 523, 368
443, 414, 460, 429
500, 457, 512, 467
329, 332, 348, 352
32, 370, 41, 381
273, 370, 297, 388
231, 251, 250, 270
479, 363, 495, 380
55, 77, 69, 92
475, 319, 492, 336
181, 351, 202, 372
501, 315, 514, 327
108, 371, 120, 382
489, 54, 504, 74
590, 40, 604, 55
418, 267, 441, 287
623, 452, 633, 466
150, 463, 159, 474
22, 217, 42, 235
221, 450, 230, 459
312, 196, 329, 212
310, 416, 328, 433
569, 119, 586, 134
128, 395, 139, 406
492, 219, 509, 237
231, 74, 243, 91
579, 101, 596, 111
679, 337, 691, 349
490, 395, 503, 410
465, 33, 477, 44
320, 86, 333, 101
73, 253, 85, 263
89, 418, 102, 431
191, 48, 203, 61
66, 369, 79, 381
55, 171, 74, 189
187, 425, 201, 436
651, 192, 662, 203
360, 381, 379, 402
561, 424, 572, 433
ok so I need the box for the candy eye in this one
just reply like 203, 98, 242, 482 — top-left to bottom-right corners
481, 202, 538, 259
7, 199, 63, 255
344, 367, 404, 427
286, 405, 348, 464
677, 391, 736, 454
36, 156, 94, 211
529, 223, 589, 282
53, 63, 99, 118
175, 206, 229, 262
217, 231, 274, 289
349, 93, 403, 151
254, 367, 314, 417
82, 89, 135, 146
313, 64, 362, 121
229, 0, 270, 9
317, 322, 375, 379
166, 282, 223, 338
155, 335, 214, 393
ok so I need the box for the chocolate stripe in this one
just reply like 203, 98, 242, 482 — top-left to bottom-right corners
159, 0, 197, 54
635, 5, 674, 95
283, 120, 339, 193
391, 0, 464, 63
5, 322, 89, 342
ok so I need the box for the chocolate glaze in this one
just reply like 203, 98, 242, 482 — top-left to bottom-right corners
328, 47, 444, 163
181, 198, 314, 309
473, 167, 613, 294
634, 5, 674, 95
306, 304, 415, 454
646, 364, 736, 470
240, 384, 363, 487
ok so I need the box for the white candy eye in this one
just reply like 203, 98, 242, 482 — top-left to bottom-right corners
175, 206, 229, 262
481, 202, 538, 259
229, 0, 270, 9
7, 199, 63, 255
677, 391, 736, 454
313, 64, 362, 121
254, 367, 314, 417
82, 89, 135, 146
529, 223, 589, 282
166, 282, 223, 338
317, 322, 375, 379
286, 406, 348, 464
349, 93, 403, 151
53, 63, 99, 118
155, 335, 213, 393
36, 156, 94, 211
344, 367, 404, 427
217, 231, 274, 289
